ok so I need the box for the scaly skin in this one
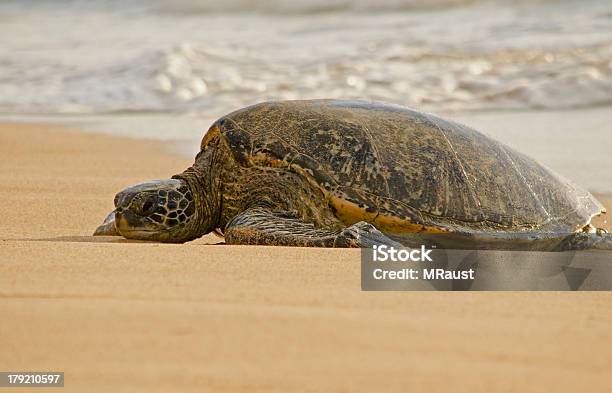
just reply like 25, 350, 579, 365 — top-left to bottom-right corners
173, 129, 346, 239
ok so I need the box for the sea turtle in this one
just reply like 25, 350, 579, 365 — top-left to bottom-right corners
94, 100, 611, 251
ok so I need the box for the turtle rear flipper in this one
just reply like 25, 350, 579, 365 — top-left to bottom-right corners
556, 230, 612, 251
224, 208, 400, 248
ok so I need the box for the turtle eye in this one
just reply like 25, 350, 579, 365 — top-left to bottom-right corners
141, 195, 157, 216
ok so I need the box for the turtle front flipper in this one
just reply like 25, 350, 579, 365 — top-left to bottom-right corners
224, 208, 401, 248
93, 210, 119, 236
334, 221, 404, 248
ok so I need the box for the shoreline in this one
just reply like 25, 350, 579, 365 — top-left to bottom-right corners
1, 122, 612, 392
3, 105, 612, 194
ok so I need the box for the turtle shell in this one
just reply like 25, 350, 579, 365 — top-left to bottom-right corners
205, 100, 603, 234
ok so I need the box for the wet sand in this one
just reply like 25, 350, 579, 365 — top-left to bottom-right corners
1, 123, 611, 392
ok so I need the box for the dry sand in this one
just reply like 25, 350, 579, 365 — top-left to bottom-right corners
1, 123, 611, 392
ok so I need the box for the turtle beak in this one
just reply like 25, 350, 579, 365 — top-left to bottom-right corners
93, 209, 119, 236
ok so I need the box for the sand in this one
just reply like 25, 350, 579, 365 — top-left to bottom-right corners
1, 123, 612, 392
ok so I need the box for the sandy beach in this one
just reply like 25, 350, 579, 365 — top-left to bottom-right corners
1, 122, 612, 392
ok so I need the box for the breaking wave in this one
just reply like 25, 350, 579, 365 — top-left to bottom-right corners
0, 0, 611, 115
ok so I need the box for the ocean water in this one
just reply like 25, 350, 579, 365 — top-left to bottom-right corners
1, 0, 611, 118
2, 0, 612, 193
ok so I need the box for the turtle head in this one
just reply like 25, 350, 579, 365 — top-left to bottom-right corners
94, 179, 198, 243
